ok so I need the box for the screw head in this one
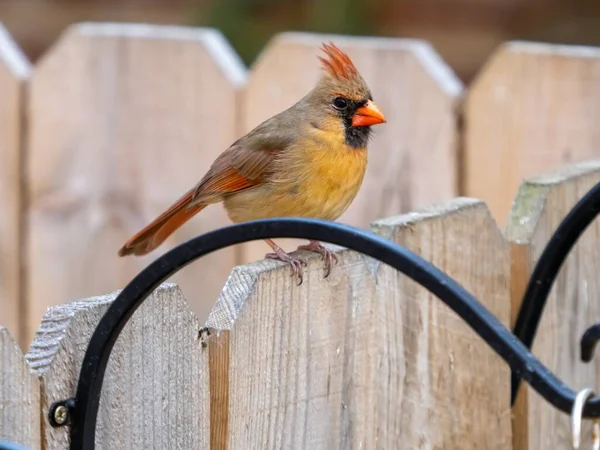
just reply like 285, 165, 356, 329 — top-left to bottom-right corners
53, 405, 68, 425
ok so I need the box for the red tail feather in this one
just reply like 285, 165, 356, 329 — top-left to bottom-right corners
118, 189, 206, 257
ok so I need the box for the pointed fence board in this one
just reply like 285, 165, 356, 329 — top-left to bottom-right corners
206, 247, 375, 449
26, 283, 209, 449
205, 198, 511, 449
370, 198, 511, 449
0, 327, 40, 449
464, 41, 600, 226
0, 24, 30, 347
507, 160, 600, 450
26, 23, 247, 344
239, 32, 463, 265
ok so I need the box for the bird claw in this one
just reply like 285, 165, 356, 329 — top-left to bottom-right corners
297, 241, 338, 278
265, 249, 307, 285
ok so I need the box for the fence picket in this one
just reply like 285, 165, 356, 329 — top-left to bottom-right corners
239, 32, 463, 265
1, 21, 600, 449
25, 283, 209, 449
370, 198, 511, 448
0, 24, 30, 348
0, 327, 40, 449
507, 160, 600, 450
464, 42, 600, 225
206, 244, 373, 448
25, 23, 247, 344
205, 197, 511, 448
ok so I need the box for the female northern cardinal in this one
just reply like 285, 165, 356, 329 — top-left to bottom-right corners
118, 42, 386, 283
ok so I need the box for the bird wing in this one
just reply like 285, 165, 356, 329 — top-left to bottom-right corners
190, 143, 278, 205
117, 143, 279, 256
190, 104, 302, 204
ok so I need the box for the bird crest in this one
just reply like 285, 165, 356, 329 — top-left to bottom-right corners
318, 42, 359, 81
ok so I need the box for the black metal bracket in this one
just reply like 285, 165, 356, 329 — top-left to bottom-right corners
511, 181, 600, 403
46, 181, 600, 450
581, 324, 600, 363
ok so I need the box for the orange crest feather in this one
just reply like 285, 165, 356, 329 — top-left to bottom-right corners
318, 42, 359, 80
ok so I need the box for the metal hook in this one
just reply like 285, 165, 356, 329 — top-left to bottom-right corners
581, 324, 600, 363
572, 388, 600, 449
512, 181, 600, 403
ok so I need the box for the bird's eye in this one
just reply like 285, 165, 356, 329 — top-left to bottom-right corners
332, 97, 349, 110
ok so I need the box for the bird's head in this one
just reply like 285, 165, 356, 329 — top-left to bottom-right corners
306, 42, 386, 148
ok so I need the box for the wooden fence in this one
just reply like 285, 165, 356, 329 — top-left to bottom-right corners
1, 21, 600, 449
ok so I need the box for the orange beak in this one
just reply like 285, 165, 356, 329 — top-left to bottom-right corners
351, 100, 386, 127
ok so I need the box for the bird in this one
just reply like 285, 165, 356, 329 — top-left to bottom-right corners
118, 42, 386, 284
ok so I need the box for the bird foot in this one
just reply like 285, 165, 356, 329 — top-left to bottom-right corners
297, 241, 338, 278
265, 247, 307, 285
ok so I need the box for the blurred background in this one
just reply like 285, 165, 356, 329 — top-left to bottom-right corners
3, 0, 600, 350
2, 0, 600, 83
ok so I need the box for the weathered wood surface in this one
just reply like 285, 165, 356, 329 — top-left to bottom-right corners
507, 160, 600, 450
25, 22, 247, 344
239, 32, 462, 265
207, 246, 374, 449
464, 41, 600, 225
0, 327, 40, 449
206, 197, 511, 449
26, 283, 209, 449
0, 23, 30, 348
370, 198, 511, 449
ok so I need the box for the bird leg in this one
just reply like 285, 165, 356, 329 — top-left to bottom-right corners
296, 240, 338, 278
264, 239, 307, 285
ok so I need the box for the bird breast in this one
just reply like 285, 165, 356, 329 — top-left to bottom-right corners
224, 137, 368, 223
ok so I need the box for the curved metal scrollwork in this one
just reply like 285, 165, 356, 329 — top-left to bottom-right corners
49, 182, 600, 450
511, 181, 600, 403
580, 324, 600, 363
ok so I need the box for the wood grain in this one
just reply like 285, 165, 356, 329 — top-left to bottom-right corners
0, 24, 30, 348
506, 160, 600, 450
370, 198, 511, 449
208, 329, 229, 450
205, 198, 510, 449
0, 327, 40, 449
239, 32, 463, 264
26, 283, 209, 449
25, 23, 247, 344
464, 41, 600, 226
206, 245, 377, 449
